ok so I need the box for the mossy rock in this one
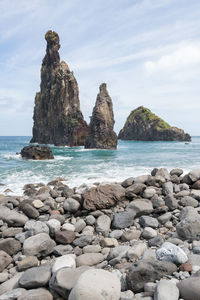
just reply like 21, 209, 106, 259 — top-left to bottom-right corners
127, 106, 170, 130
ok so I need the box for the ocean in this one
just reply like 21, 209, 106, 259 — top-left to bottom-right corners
0, 136, 200, 195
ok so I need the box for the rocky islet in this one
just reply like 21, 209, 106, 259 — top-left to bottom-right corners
0, 168, 200, 298
118, 106, 191, 142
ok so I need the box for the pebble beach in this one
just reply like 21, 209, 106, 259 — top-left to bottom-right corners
0, 167, 200, 299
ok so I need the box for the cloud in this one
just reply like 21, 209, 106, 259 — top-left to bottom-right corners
1, 0, 200, 135
145, 42, 200, 74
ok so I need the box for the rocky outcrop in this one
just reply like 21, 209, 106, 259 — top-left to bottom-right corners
85, 83, 117, 149
118, 106, 191, 141
20, 145, 54, 160
30, 30, 88, 146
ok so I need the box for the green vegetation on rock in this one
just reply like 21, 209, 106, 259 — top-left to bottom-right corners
127, 106, 170, 130
118, 105, 191, 141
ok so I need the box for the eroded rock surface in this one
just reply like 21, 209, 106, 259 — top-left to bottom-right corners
20, 145, 54, 160
85, 83, 117, 149
31, 30, 88, 146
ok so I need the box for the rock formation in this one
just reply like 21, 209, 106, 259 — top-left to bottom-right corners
85, 83, 117, 149
30, 30, 88, 146
118, 106, 191, 141
20, 145, 54, 160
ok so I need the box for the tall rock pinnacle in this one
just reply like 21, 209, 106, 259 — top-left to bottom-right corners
85, 83, 117, 149
31, 30, 88, 146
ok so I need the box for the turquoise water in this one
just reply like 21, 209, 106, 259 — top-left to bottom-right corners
0, 136, 200, 195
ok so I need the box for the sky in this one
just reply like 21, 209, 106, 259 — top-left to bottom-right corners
0, 0, 200, 136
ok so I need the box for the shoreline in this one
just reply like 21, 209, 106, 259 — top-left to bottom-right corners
0, 167, 200, 298
0, 166, 193, 197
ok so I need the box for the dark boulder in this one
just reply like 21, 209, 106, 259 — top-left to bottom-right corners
20, 145, 54, 160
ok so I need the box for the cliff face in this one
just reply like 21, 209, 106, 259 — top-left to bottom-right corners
31, 30, 88, 146
118, 106, 191, 141
85, 83, 117, 149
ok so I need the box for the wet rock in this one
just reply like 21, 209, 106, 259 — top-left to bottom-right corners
68, 269, 121, 300
23, 233, 56, 257
85, 83, 117, 149
83, 184, 125, 210
21, 145, 54, 160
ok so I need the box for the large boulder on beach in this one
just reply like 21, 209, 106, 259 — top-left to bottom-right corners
126, 259, 177, 292
20, 145, 54, 160
83, 184, 125, 210
176, 207, 200, 240
68, 269, 121, 300
23, 233, 56, 257
118, 106, 191, 141
0, 206, 28, 226
85, 83, 117, 149
30, 30, 88, 146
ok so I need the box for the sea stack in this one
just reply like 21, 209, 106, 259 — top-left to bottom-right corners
30, 30, 88, 146
118, 106, 191, 141
85, 83, 117, 149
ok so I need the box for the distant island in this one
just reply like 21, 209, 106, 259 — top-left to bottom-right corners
30, 31, 191, 148
118, 106, 191, 142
